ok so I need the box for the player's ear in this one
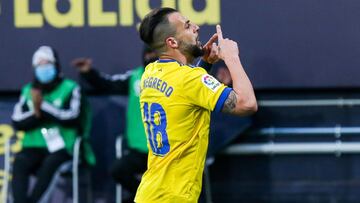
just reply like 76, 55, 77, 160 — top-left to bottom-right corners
165, 37, 179, 49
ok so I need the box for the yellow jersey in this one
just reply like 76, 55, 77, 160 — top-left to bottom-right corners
135, 59, 232, 203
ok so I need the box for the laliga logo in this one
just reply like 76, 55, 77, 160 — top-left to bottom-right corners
14, 0, 221, 28
203, 75, 216, 86
202, 74, 220, 92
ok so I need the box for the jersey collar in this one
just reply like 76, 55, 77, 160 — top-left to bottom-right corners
158, 59, 177, 63
157, 58, 191, 67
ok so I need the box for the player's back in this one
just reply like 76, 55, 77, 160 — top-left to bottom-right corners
135, 59, 229, 203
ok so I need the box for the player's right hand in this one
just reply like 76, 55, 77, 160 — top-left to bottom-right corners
71, 58, 92, 73
216, 25, 239, 61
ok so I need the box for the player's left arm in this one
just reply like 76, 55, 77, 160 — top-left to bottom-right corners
183, 68, 232, 112
215, 25, 257, 116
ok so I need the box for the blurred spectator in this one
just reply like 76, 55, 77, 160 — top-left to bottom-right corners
72, 45, 157, 203
11, 46, 95, 203
214, 61, 232, 86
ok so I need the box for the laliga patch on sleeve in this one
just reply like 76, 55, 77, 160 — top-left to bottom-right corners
201, 74, 221, 92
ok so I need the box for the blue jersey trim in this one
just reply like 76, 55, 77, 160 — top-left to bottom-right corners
158, 59, 177, 63
214, 87, 233, 112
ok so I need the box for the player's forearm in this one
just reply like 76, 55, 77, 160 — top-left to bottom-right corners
224, 56, 257, 114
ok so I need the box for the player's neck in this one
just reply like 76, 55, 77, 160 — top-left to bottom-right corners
160, 50, 194, 65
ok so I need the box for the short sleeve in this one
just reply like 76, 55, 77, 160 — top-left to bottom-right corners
182, 67, 232, 112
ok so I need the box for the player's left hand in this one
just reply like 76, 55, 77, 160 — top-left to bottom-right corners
202, 33, 219, 64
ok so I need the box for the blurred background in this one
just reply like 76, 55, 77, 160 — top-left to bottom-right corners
1, 0, 360, 202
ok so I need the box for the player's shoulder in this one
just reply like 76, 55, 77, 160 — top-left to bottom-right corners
178, 64, 208, 84
178, 64, 207, 76
143, 61, 158, 73
143, 60, 207, 82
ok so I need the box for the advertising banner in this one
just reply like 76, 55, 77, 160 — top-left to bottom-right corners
1, 0, 359, 90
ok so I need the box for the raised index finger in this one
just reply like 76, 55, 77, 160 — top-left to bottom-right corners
203, 33, 218, 48
216, 25, 224, 42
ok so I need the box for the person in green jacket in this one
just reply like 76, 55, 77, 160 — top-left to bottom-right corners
11, 46, 95, 203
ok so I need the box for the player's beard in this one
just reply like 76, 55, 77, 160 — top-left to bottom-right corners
179, 40, 204, 59
189, 44, 204, 58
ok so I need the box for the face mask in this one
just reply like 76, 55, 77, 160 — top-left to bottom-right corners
35, 64, 57, 84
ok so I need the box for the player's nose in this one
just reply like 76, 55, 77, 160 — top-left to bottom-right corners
192, 23, 200, 33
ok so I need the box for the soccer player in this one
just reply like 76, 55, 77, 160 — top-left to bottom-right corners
136, 8, 257, 203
